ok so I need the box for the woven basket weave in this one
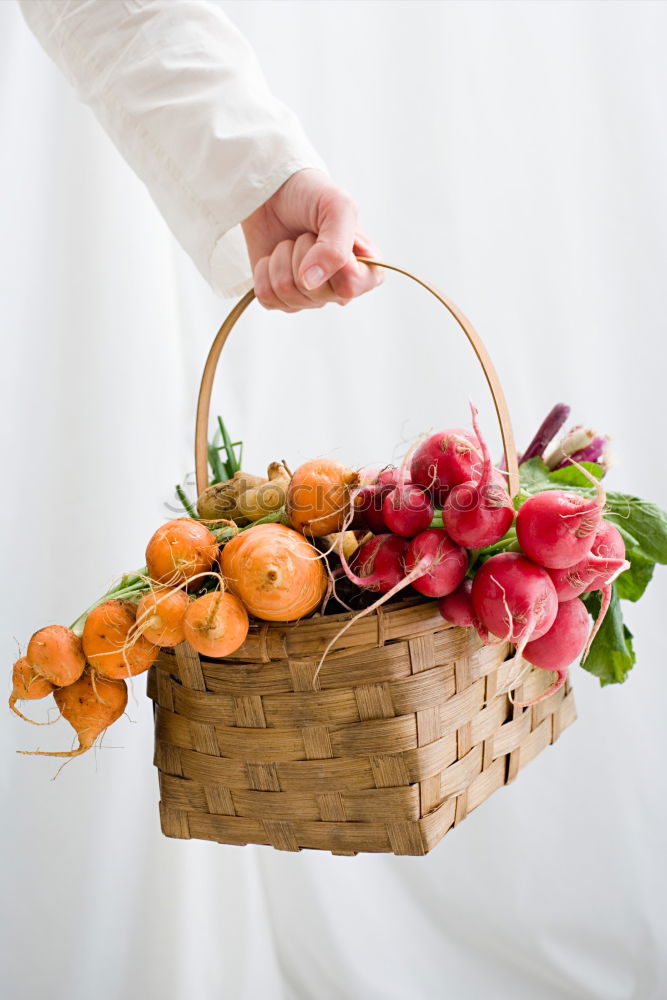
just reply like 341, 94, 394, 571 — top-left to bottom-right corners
148, 600, 575, 855
148, 259, 576, 855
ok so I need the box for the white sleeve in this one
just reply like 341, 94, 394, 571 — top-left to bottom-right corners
18, 0, 328, 297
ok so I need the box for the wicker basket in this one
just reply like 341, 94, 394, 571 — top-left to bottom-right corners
148, 259, 577, 855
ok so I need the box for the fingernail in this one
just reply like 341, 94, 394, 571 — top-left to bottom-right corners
303, 265, 325, 290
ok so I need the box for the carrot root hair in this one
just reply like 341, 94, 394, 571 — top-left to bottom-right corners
112, 570, 226, 680
9, 698, 60, 727
17, 745, 88, 759
89, 669, 115, 708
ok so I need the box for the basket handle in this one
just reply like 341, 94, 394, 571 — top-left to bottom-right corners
195, 258, 520, 498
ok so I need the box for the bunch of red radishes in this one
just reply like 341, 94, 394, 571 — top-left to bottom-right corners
344, 405, 627, 707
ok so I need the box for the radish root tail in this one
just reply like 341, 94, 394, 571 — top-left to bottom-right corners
313, 553, 433, 681
581, 558, 630, 661
495, 659, 532, 700
511, 669, 567, 708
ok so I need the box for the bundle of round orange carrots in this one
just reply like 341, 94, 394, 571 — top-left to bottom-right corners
10, 434, 360, 760
10, 406, 667, 761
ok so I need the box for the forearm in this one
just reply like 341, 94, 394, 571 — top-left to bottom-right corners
19, 0, 326, 295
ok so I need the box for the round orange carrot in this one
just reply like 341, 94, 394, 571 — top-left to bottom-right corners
18, 669, 127, 759
135, 588, 189, 647
146, 518, 219, 585
182, 591, 249, 658
27, 625, 86, 687
221, 523, 327, 621
82, 599, 157, 679
9, 657, 54, 725
287, 458, 359, 537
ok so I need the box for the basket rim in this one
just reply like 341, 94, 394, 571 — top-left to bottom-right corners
245, 593, 450, 631
155, 593, 457, 666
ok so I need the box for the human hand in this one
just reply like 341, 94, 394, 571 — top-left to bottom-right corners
241, 168, 382, 311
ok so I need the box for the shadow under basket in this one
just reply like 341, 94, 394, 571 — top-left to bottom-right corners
147, 597, 576, 856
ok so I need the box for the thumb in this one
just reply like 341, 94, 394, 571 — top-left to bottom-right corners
299, 193, 357, 291
353, 230, 383, 261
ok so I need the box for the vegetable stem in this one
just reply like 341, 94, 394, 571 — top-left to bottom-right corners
68, 507, 290, 637
247, 508, 291, 528
175, 484, 200, 519
521, 404, 571, 463
218, 417, 241, 478
69, 574, 148, 637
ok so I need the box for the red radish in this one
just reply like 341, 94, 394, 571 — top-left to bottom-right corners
543, 521, 629, 662
375, 466, 407, 489
320, 456, 453, 666
358, 465, 383, 484
345, 534, 408, 593
523, 598, 590, 672
472, 619, 492, 643
317, 536, 433, 679
443, 405, 514, 548
352, 486, 389, 533
404, 529, 468, 598
546, 563, 594, 602
471, 553, 558, 660
353, 465, 414, 532
382, 485, 434, 537
517, 490, 601, 569
516, 467, 606, 569
514, 598, 590, 706
410, 429, 481, 505
580, 523, 629, 660
318, 526, 463, 677
547, 521, 627, 601
439, 579, 475, 627
582, 521, 627, 591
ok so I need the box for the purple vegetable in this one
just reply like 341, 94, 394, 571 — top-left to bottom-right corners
520, 404, 571, 463
556, 435, 611, 473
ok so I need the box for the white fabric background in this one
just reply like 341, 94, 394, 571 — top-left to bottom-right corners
1, 2, 666, 998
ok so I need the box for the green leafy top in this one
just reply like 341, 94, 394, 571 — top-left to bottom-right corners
581, 588, 635, 686
518, 457, 603, 493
